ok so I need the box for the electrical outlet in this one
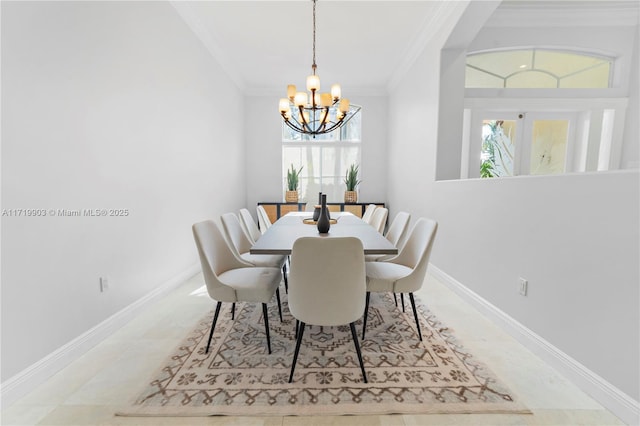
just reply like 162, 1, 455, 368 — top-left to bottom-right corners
100, 277, 109, 292
518, 277, 528, 296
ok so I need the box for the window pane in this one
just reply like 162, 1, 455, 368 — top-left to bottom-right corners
530, 120, 568, 175
467, 50, 532, 78
341, 111, 362, 141
282, 144, 361, 201
282, 146, 320, 201
559, 64, 610, 88
535, 50, 609, 79
283, 111, 361, 202
282, 109, 362, 142
506, 71, 557, 88
466, 66, 505, 88
320, 146, 359, 202
466, 49, 612, 89
481, 120, 516, 178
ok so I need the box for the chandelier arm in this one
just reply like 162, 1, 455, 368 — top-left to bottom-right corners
281, 109, 306, 132
319, 118, 347, 135
298, 105, 311, 132
283, 112, 308, 134
283, 116, 306, 134
298, 119, 311, 133
317, 107, 329, 132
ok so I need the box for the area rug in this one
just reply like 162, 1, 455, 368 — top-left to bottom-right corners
117, 292, 530, 416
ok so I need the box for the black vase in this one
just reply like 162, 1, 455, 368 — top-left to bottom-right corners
312, 192, 322, 221
317, 194, 330, 233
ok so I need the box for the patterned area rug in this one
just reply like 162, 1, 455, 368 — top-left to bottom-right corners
118, 292, 529, 416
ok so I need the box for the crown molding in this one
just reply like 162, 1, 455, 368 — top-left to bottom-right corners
170, 1, 246, 91
387, 1, 470, 92
487, 1, 639, 28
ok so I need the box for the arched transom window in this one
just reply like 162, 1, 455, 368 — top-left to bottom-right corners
466, 48, 612, 89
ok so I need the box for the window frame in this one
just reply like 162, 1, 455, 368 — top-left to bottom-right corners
282, 112, 362, 202
462, 97, 628, 178
465, 47, 615, 89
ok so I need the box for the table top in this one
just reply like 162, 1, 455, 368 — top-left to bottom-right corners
250, 212, 398, 255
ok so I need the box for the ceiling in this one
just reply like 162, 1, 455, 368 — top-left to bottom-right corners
172, 1, 450, 94
171, 1, 639, 95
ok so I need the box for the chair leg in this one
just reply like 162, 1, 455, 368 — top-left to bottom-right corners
276, 288, 283, 322
409, 293, 422, 341
282, 262, 288, 293
206, 302, 222, 354
231, 302, 235, 320
262, 303, 272, 354
393, 293, 398, 307
295, 319, 300, 339
400, 293, 405, 312
289, 321, 306, 383
362, 291, 371, 340
349, 322, 368, 383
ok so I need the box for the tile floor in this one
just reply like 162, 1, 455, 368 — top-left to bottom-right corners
1, 273, 625, 425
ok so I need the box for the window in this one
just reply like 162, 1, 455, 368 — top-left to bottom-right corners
461, 47, 627, 178
282, 112, 362, 202
469, 111, 576, 178
466, 48, 612, 89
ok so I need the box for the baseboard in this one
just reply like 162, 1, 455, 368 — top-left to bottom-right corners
429, 265, 640, 426
0, 263, 201, 409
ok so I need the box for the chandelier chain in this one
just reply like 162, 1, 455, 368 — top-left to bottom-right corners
312, 0, 317, 73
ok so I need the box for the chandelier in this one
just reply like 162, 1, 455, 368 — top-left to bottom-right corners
278, 0, 360, 137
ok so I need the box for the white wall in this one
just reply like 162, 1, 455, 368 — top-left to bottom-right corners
622, 24, 640, 169
244, 94, 388, 218
1, 1, 246, 381
388, 1, 639, 406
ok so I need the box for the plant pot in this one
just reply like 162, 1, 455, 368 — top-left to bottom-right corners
285, 190, 298, 203
344, 191, 358, 203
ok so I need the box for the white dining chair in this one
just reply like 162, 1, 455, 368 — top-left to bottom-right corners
365, 211, 411, 262
221, 213, 288, 293
369, 207, 388, 234
287, 237, 368, 383
192, 220, 283, 354
239, 208, 262, 244
362, 217, 438, 341
256, 205, 272, 234
361, 204, 377, 224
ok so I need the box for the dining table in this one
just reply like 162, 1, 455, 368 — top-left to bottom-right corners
249, 211, 398, 256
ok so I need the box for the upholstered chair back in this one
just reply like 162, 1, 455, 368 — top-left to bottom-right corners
288, 237, 366, 326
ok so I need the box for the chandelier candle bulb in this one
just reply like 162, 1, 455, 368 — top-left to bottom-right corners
302, 111, 310, 124
287, 85, 297, 100
331, 84, 341, 101
294, 92, 308, 107
339, 98, 350, 113
279, 98, 290, 113
320, 93, 332, 107
307, 75, 320, 92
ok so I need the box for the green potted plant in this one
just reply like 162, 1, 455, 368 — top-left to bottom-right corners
285, 164, 303, 203
343, 163, 361, 203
